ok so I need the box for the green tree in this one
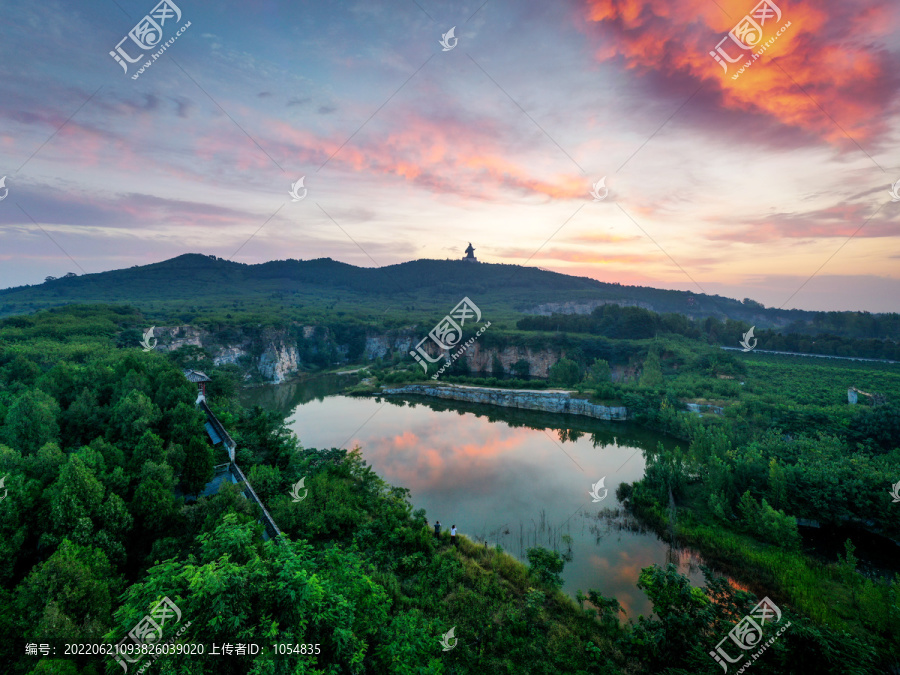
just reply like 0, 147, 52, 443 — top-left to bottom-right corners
640, 349, 664, 388
106, 516, 392, 673
837, 539, 862, 608
584, 358, 612, 385
1, 354, 41, 386
182, 437, 214, 496
166, 401, 207, 447
183, 481, 258, 537
48, 455, 105, 538
3, 389, 60, 454
247, 463, 284, 506
152, 367, 198, 414
767, 457, 788, 509
131, 461, 180, 535
526, 547, 565, 588
16, 539, 117, 644
737, 490, 761, 532
62, 387, 106, 447
586, 590, 623, 627
708, 491, 731, 522
26, 442, 67, 488
132, 430, 165, 467
756, 498, 801, 549
109, 390, 161, 445
512, 359, 530, 379
115, 327, 144, 349
0, 460, 26, 584
207, 366, 240, 401
491, 354, 504, 377
631, 564, 713, 664
549, 358, 580, 387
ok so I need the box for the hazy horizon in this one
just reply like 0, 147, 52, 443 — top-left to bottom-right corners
4, 251, 900, 316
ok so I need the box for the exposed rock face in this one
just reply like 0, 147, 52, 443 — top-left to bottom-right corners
685, 403, 723, 415
156, 325, 203, 351
611, 363, 640, 384
213, 346, 248, 366
257, 341, 300, 384
365, 333, 415, 360
460, 342, 559, 378
153, 324, 307, 383
405, 333, 561, 379
385, 384, 628, 421
146, 323, 569, 385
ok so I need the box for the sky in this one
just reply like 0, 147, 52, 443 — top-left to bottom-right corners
0, 0, 899, 312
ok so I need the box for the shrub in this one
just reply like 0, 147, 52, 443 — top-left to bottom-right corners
549, 358, 580, 387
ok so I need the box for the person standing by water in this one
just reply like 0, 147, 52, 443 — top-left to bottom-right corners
450, 524, 457, 547
434, 520, 441, 539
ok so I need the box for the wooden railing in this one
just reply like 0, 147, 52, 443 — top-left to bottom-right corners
229, 461, 283, 542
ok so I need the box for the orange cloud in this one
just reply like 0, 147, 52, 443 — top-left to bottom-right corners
262, 114, 586, 201
582, 0, 898, 144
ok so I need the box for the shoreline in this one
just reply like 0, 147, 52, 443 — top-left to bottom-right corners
382, 383, 628, 421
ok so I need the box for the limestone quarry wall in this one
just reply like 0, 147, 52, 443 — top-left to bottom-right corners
384, 383, 628, 421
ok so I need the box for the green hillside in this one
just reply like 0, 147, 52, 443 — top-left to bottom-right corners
2, 254, 898, 340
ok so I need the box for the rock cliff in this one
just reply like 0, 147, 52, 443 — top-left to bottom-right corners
457, 342, 559, 378
213, 346, 249, 366
401, 331, 562, 379
147, 323, 570, 385
384, 383, 628, 421
257, 340, 301, 384
152, 324, 305, 383
365, 333, 414, 360
156, 325, 204, 351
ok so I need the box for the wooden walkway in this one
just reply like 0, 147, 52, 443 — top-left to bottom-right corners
195, 388, 284, 542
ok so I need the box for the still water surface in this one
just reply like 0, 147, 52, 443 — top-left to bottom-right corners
241, 375, 710, 618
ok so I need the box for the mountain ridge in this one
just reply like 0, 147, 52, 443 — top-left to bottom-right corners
1, 254, 897, 339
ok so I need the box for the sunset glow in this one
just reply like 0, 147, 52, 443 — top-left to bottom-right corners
1, 0, 898, 310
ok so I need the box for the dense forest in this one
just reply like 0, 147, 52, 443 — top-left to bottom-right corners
1, 304, 898, 673
3, 255, 899, 344
518, 304, 900, 360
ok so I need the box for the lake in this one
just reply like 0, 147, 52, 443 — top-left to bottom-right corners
241, 375, 712, 618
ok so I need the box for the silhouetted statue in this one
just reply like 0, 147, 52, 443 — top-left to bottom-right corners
463, 243, 478, 263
